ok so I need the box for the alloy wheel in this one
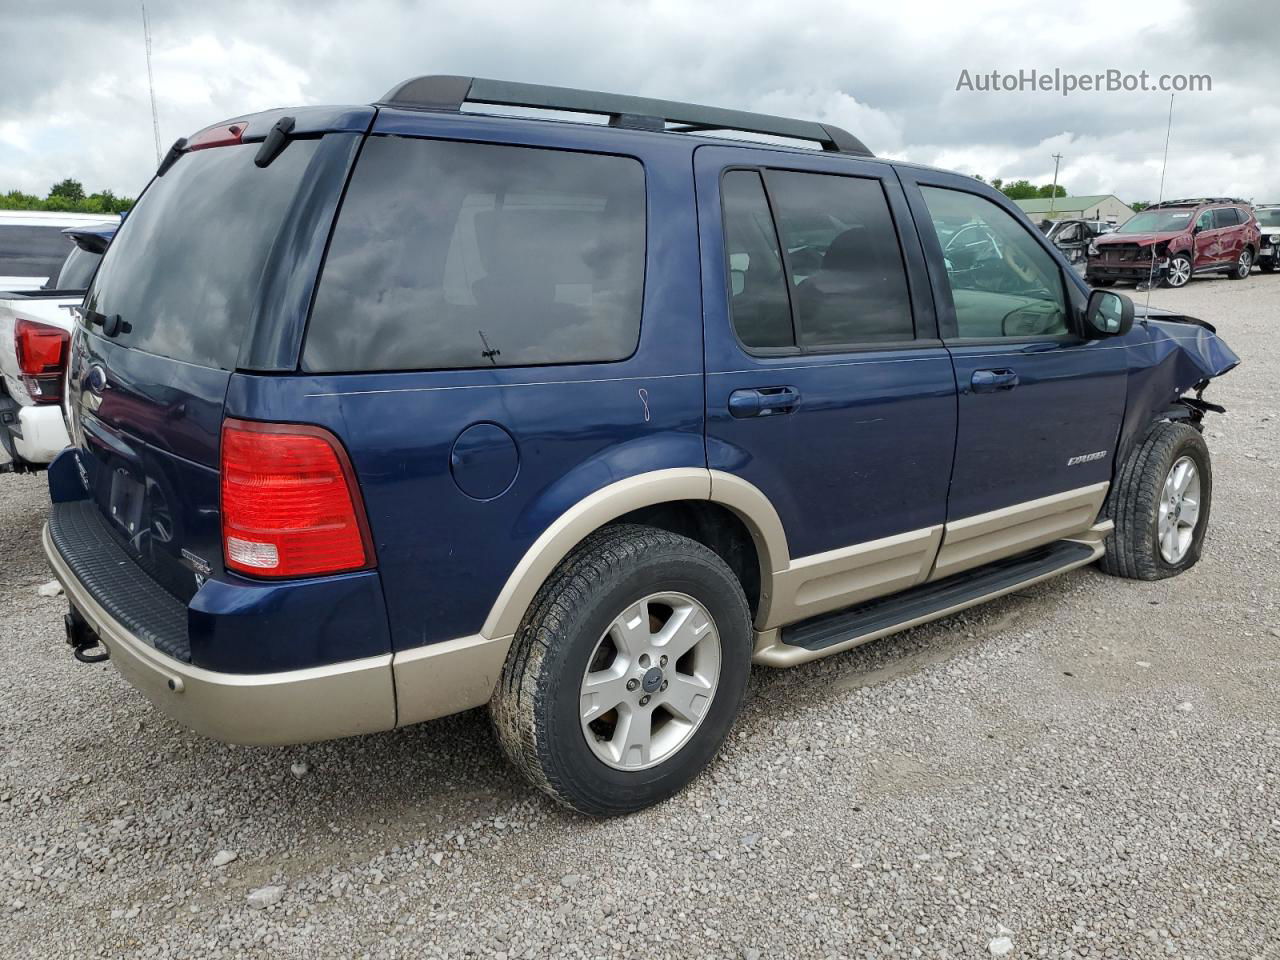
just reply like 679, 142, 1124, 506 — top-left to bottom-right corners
1167, 257, 1191, 287
579, 592, 721, 771
1237, 249, 1252, 278
1157, 455, 1201, 564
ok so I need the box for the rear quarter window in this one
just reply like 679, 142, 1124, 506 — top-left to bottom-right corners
303, 137, 646, 372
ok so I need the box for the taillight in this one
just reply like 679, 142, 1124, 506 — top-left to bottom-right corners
219, 419, 374, 578
14, 318, 70, 404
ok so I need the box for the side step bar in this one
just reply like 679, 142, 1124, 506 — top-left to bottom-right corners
753, 537, 1104, 668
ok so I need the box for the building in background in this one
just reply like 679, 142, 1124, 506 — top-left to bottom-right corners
1015, 194, 1136, 225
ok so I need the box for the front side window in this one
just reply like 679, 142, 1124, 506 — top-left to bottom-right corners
305, 137, 645, 372
921, 187, 1068, 339
1195, 209, 1214, 232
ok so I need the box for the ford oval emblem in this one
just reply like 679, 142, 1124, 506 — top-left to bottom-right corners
87, 364, 107, 394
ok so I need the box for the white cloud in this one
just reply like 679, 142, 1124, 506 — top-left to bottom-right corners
1, 0, 1277, 203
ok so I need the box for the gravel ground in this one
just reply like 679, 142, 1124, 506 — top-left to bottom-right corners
2, 273, 1278, 959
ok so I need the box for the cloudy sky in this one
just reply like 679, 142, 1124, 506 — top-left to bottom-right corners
3, 0, 1278, 205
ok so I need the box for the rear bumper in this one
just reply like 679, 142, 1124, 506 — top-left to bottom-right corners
0, 396, 68, 467
15, 404, 69, 463
43, 522, 398, 745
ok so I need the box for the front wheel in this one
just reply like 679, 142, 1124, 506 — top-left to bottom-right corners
490, 524, 752, 816
1164, 254, 1192, 288
1260, 259, 1275, 274
1099, 421, 1212, 580
1228, 247, 1253, 279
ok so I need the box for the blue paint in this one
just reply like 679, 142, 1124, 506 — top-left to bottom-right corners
48, 94, 1238, 680
450, 422, 520, 501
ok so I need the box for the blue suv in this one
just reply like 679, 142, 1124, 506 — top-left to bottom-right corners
45, 76, 1238, 815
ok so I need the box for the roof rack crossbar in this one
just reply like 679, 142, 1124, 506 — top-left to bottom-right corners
1153, 197, 1251, 207
378, 75, 874, 157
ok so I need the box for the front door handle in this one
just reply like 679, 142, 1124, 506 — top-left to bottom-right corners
728, 386, 801, 418
971, 368, 1019, 393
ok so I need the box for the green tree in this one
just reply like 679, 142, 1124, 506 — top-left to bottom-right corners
1036, 183, 1067, 198
2, 184, 133, 214
48, 178, 85, 204
999, 179, 1040, 200
1131, 201, 1151, 212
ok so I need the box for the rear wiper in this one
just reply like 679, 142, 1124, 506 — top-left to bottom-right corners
156, 137, 187, 177
254, 116, 296, 168
82, 309, 130, 337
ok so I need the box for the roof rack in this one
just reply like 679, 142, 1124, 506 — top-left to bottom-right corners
378, 75, 874, 157
1152, 197, 1251, 208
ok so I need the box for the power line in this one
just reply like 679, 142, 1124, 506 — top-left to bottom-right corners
140, 0, 161, 165
1048, 152, 1063, 217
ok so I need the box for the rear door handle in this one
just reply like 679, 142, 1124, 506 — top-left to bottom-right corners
728, 386, 801, 418
971, 368, 1019, 393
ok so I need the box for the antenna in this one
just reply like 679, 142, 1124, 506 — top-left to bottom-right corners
1144, 94, 1175, 307
140, 0, 162, 165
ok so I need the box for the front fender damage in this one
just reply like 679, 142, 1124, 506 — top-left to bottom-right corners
1113, 309, 1240, 467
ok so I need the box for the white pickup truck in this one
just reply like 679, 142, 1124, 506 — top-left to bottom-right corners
0, 220, 117, 472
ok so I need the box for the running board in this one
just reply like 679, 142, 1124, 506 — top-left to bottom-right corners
753, 539, 1103, 668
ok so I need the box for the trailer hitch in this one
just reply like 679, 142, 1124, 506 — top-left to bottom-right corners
65, 609, 109, 664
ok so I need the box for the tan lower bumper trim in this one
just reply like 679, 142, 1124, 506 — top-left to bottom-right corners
44, 523, 398, 746
392, 632, 513, 727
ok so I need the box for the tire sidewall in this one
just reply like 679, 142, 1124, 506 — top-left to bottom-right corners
1166, 254, 1191, 287
1146, 429, 1212, 575
539, 548, 751, 813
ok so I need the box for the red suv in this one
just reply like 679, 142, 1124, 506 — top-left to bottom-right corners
1087, 198, 1260, 288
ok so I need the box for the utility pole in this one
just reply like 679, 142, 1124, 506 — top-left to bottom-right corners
141, 0, 161, 165
1048, 152, 1063, 218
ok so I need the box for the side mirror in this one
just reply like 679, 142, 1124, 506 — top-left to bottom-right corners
1192, 223, 1203, 235
1085, 288, 1134, 337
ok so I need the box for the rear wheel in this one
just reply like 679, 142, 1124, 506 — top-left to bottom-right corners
1164, 254, 1192, 288
1228, 246, 1253, 279
1099, 421, 1212, 580
490, 524, 752, 816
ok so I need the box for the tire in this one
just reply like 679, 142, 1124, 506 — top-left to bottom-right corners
1164, 253, 1192, 288
1099, 421, 1212, 580
490, 524, 752, 816
1260, 260, 1275, 274
1228, 246, 1253, 279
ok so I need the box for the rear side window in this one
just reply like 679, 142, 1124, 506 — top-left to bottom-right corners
0, 225, 68, 284
304, 137, 646, 372
84, 138, 328, 370
721, 170, 792, 350
768, 171, 914, 347
1213, 207, 1240, 228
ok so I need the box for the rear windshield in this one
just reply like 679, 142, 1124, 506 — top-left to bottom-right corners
83, 138, 325, 370
0, 225, 68, 283
303, 136, 646, 372
53, 244, 102, 290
